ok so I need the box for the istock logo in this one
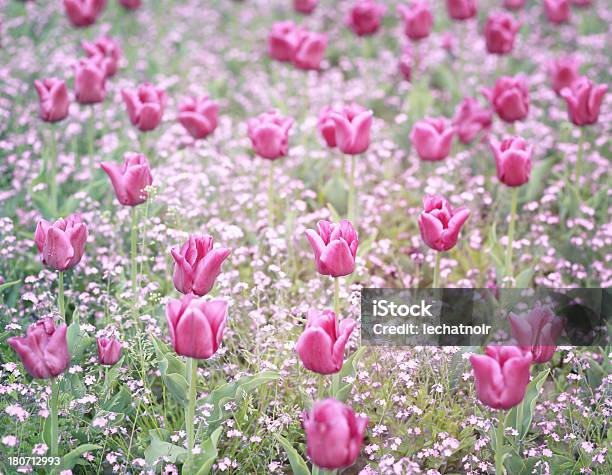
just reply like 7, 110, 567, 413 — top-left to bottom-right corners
372, 299, 434, 318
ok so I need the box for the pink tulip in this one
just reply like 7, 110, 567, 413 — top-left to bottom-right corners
452, 97, 492, 144
346, 0, 386, 37
469, 346, 532, 410
329, 107, 373, 155
305, 219, 358, 277
100, 152, 153, 206
292, 30, 328, 71
503, 0, 526, 10
548, 57, 580, 96
97, 337, 122, 366
294, 0, 318, 14
398, 49, 412, 81
34, 78, 70, 123
491, 136, 532, 187
122, 83, 167, 132
296, 309, 356, 375
446, 0, 477, 21
268, 21, 302, 62
63, 0, 106, 27
35, 214, 88, 271
560, 77, 608, 126
303, 398, 368, 469
398, 1, 433, 41
410, 117, 455, 161
509, 305, 564, 364
171, 235, 231, 296
317, 103, 368, 149
119, 0, 141, 9
483, 12, 520, 55
81, 36, 121, 77
571, 0, 591, 6
483, 75, 529, 123
418, 195, 470, 252
544, 0, 570, 24
8, 318, 70, 379
178, 96, 219, 139
74, 57, 106, 104
166, 294, 228, 359
247, 111, 293, 160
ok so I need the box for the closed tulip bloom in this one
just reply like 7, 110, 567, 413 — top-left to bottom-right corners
247, 111, 294, 160
509, 305, 564, 364
346, 0, 386, 37
74, 57, 106, 104
171, 235, 231, 296
398, 51, 412, 81
418, 195, 470, 252
398, 1, 433, 41
34, 78, 70, 123
544, 0, 570, 24
296, 309, 356, 375
491, 136, 532, 187
469, 345, 532, 410
303, 398, 368, 469
122, 83, 167, 132
178, 96, 219, 139
119, 0, 141, 9
166, 294, 228, 359
560, 77, 608, 126
292, 30, 328, 70
484, 12, 520, 55
446, 0, 477, 21
268, 21, 302, 62
483, 75, 529, 123
64, 0, 106, 27
294, 0, 318, 14
82, 36, 121, 77
305, 219, 358, 277
452, 97, 492, 144
35, 214, 88, 271
329, 107, 373, 155
100, 152, 153, 206
410, 117, 455, 161
317, 103, 367, 148
503, 0, 526, 10
548, 57, 580, 95
97, 337, 122, 366
8, 318, 70, 379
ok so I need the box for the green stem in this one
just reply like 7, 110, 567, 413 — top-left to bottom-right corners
347, 154, 356, 222
504, 188, 518, 286
49, 127, 58, 215
58, 270, 65, 322
494, 413, 506, 474
130, 207, 139, 322
333, 278, 340, 316
49, 378, 59, 457
267, 160, 275, 227
433, 252, 441, 288
575, 127, 584, 189
186, 358, 198, 474
88, 113, 95, 178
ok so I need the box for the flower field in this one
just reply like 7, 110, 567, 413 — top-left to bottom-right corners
0, 0, 610, 474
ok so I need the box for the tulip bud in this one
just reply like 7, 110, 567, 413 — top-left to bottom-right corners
560, 77, 608, 126
35, 214, 88, 271
491, 136, 532, 187
446, 0, 477, 21
292, 30, 328, 71
247, 111, 294, 160
544, 0, 570, 24
548, 57, 580, 96
63, 0, 106, 27
329, 107, 373, 155
296, 309, 356, 375
483, 75, 529, 123
509, 305, 564, 364
398, 49, 412, 81
82, 36, 121, 77
346, 0, 386, 37
122, 83, 167, 132
166, 294, 228, 359
294, 0, 318, 14
178, 96, 219, 139
398, 1, 433, 41
34, 78, 70, 123
97, 337, 123, 366
452, 97, 492, 144
418, 195, 470, 252
410, 117, 455, 161
268, 21, 302, 62
74, 57, 106, 104
100, 152, 153, 206
8, 318, 71, 379
483, 12, 521, 55
305, 219, 358, 277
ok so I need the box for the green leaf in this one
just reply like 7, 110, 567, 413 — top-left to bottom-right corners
42, 414, 52, 448
274, 434, 310, 475
59, 444, 101, 470
334, 347, 365, 402
194, 427, 224, 475
0, 279, 21, 292
103, 385, 133, 414
322, 176, 348, 216
144, 433, 187, 466
151, 337, 189, 406
505, 369, 550, 440
514, 268, 534, 289
524, 158, 553, 202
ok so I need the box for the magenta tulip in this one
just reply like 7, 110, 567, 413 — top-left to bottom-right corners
483, 12, 520, 55
544, 0, 570, 24
503, 0, 526, 10
35, 214, 88, 271
469, 345, 532, 410
82, 36, 121, 77
418, 195, 470, 252
410, 117, 455, 161
398, 49, 412, 81
74, 57, 106, 105
294, 0, 318, 14
560, 77, 608, 126
268, 21, 302, 62
303, 398, 368, 469
305, 219, 358, 277
452, 97, 492, 144
446, 0, 477, 21
8, 318, 70, 379
346, 0, 386, 37
491, 136, 532, 187
296, 309, 356, 375
509, 305, 564, 364
166, 294, 228, 359
247, 111, 293, 160
329, 107, 373, 155
122, 83, 167, 132
317, 103, 368, 149
178, 96, 219, 139
398, 1, 433, 41
100, 152, 153, 206
34, 78, 70, 123
548, 57, 580, 96
97, 337, 123, 366
292, 30, 328, 71
483, 75, 529, 123
119, 0, 141, 9
63, 0, 106, 27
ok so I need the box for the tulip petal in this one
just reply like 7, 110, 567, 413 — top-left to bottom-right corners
319, 238, 355, 277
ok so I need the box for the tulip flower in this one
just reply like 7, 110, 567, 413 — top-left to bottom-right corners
292, 30, 328, 71
346, 0, 386, 37
398, 1, 433, 41
446, 0, 477, 21
509, 305, 564, 364
119, 0, 141, 9
101, 153, 153, 207
34, 79, 70, 123
503, 0, 526, 10
97, 337, 123, 366
178, 96, 219, 139
74, 57, 106, 104
82, 36, 121, 77
483, 75, 529, 123
296, 309, 356, 375
548, 57, 580, 96
544, 0, 570, 24
171, 235, 231, 296
305, 219, 358, 278
317, 103, 367, 149
469, 345, 532, 410
294, 0, 318, 14
410, 117, 455, 161
418, 195, 470, 254
571, 0, 591, 6
268, 21, 302, 62
560, 77, 608, 127
329, 107, 373, 156
247, 111, 293, 160
63, 0, 106, 27
303, 398, 368, 469
452, 97, 492, 144
483, 12, 521, 55
35, 214, 88, 272
398, 49, 413, 81
491, 136, 532, 187
122, 83, 167, 132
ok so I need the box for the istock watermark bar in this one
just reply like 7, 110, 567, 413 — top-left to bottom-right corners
361, 288, 610, 347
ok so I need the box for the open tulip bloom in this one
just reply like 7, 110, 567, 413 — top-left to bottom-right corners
122, 83, 167, 132
509, 305, 564, 363
305, 219, 358, 278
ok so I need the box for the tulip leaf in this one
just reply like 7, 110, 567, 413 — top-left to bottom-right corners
514, 268, 534, 289
194, 427, 224, 475
322, 176, 348, 216
274, 434, 311, 475
151, 337, 188, 406
334, 346, 366, 402
505, 368, 550, 440
103, 384, 134, 414
0, 278, 20, 293
144, 432, 187, 466
524, 158, 553, 203
58, 443, 101, 470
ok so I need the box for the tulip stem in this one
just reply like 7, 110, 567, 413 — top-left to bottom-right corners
347, 154, 356, 222
185, 358, 198, 475
88, 112, 95, 178
268, 160, 275, 228
333, 278, 340, 316
575, 127, 584, 190
433, 252, 441, 288
504, 188, 518, 286
49, 377, 59, 457
494, 414, 506, 474
49, 127, 58, 215
130, 207, 139, 323
58, 271, 65, 322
